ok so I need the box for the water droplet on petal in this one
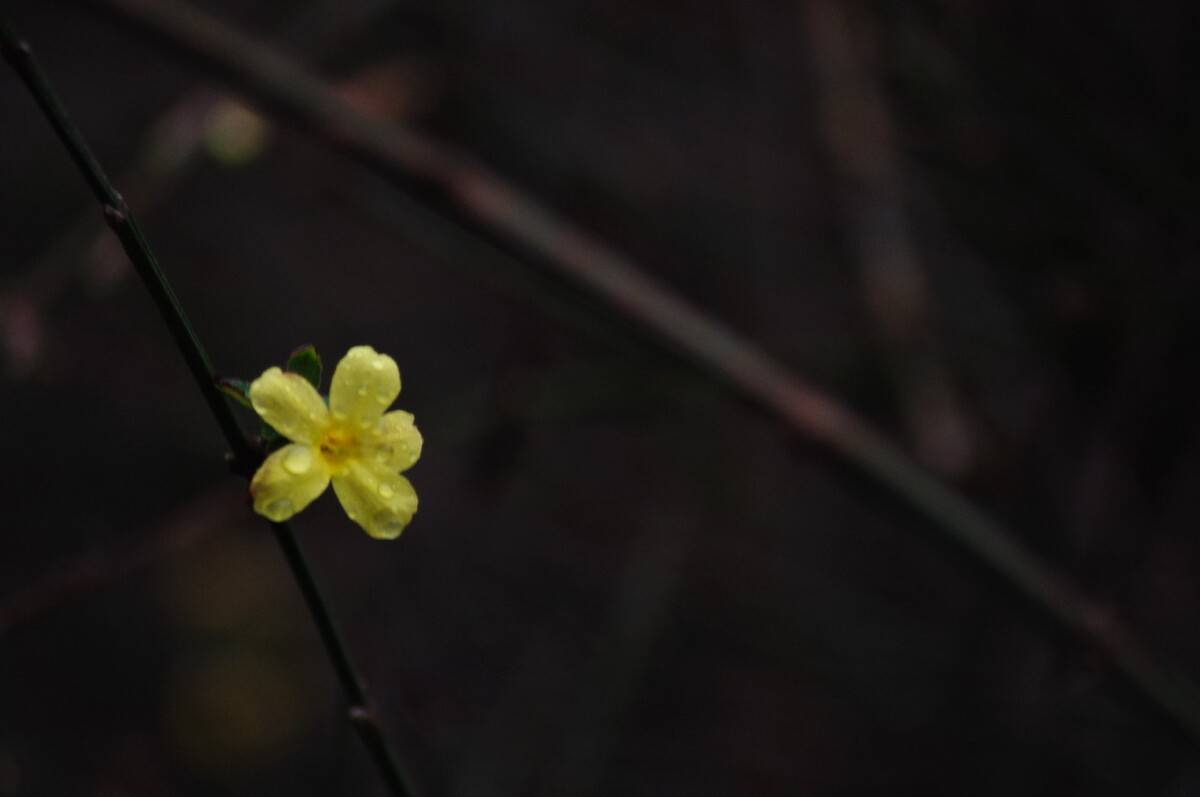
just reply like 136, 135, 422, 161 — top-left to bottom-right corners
370, 360, 385, 371
378, 483, 395, 499
356, 386, 367, 397
283, 446, 313, 475
375, 394, 389, 405
375, 444, 394, 462
373, 512, 405, 536
266, 497, 294, 516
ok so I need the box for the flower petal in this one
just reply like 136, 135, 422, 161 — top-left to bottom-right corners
250, 444, 331, 522
329, 345, 400, 429
331, 459, 418, 539
364, 410, 423, 473
250, 367, 329, 445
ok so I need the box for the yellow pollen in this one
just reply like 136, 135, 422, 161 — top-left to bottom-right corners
317, 425, 357, 471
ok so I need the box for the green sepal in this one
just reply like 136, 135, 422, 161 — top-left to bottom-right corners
287, 344, 322, 390
259, 422, 283, 449
217, 377, 253, 409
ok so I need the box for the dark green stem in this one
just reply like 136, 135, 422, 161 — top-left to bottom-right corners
0, 29, 251, 467
0, 21, 419, 796
270, 523, 419, 796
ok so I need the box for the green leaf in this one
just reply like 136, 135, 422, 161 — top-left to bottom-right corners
217, 377, 253, 409
287, 344, 322, 390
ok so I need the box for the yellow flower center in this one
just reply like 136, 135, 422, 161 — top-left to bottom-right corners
317, 424, 358, 473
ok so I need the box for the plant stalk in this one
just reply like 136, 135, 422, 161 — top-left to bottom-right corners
0, 20, 420, 796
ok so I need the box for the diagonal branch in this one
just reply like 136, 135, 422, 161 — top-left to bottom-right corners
0, 20, 420, 797
61, 0, 1200, 745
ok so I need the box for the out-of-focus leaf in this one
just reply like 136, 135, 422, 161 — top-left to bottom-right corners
203, 100, 270, 167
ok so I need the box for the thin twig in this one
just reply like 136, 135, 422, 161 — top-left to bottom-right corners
64, 0, 1200, 744
0, 21, 420, 796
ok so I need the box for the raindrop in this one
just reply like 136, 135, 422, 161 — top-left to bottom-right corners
373, 512, 404, 536
283, 446, 313, 475
266, 497, 294, 516
378, 483, 395, 499
370, 360, 385, 371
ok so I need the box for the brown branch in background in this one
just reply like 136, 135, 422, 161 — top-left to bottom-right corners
803, 0, 975, 477
0, 485, 237, 636
53, 0, 1200, 746
0, 90, 219, 376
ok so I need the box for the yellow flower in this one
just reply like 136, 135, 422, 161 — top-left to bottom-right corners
247, 345, 421, 539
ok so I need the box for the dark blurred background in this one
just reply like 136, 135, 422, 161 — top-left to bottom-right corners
3, 0, 1200, 794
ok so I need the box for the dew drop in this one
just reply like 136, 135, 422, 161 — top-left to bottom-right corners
266, 497, 294, 517
356, 386, 368, 397
373, 512, 405, 536
283, 446, 313, 475
375, 444, 394, 462
377, 483, 395, 499
370, 360, 385, 371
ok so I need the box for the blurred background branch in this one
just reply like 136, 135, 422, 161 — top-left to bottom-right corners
803, 0, 975, 478
58, 0, 1200, 746
0, 485, 235, 637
